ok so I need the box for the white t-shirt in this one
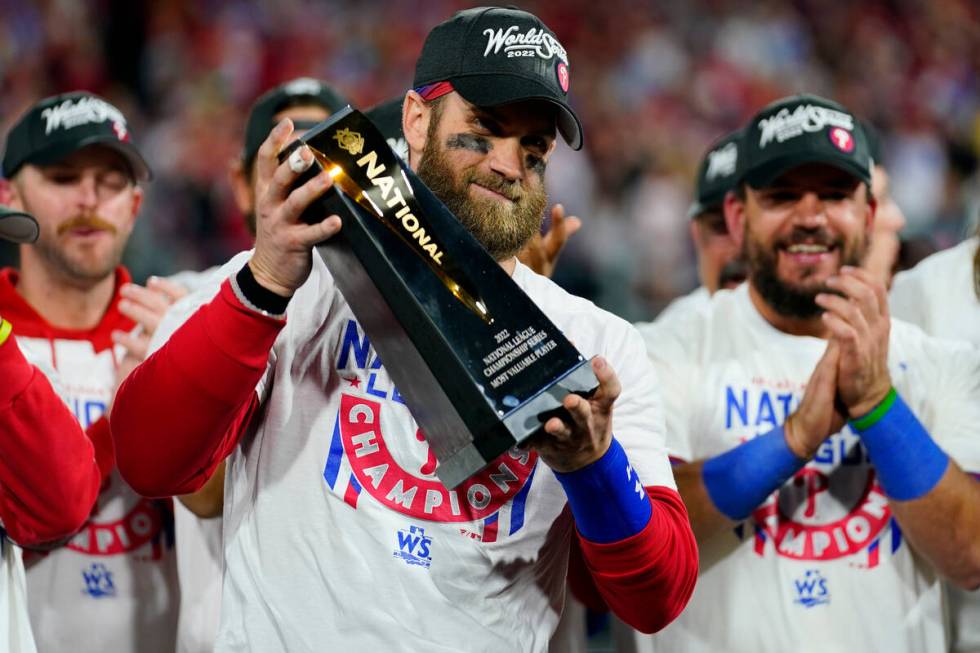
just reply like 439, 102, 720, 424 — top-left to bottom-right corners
0, 538, 37, 653
636, 283, 980, 653
158, 255, 252, 653
15, 330, 179, 653
173, 501, 223, 653
890, 236, 980, 653
890, 237, 980, 348
655, 286, 710, 324
156, 252, 676, 653
621, 285, 715, 653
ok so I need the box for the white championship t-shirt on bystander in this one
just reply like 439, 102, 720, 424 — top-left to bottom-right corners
0, 536, 37, 653
890, 237, 980, 347
889, 235, 980, 653
155, 253, 252, 653
637, 283, 980, 653
1, 269, 180, 653
654, 286, 710, 325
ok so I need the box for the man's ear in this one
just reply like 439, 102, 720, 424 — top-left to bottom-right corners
865, 186, 877, 238
403, 90, 431, 168
0, 177, 21, 209
228, 159, 253, 215
723, 189, 746, 251
129, 186, 144, 225
689, 219, 701, 247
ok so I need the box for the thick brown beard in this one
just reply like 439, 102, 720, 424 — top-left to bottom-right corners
744, 224, 867, 318
416, 125, 547, 261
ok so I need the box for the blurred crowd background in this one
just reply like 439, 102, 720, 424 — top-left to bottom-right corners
1, 0, 978, 320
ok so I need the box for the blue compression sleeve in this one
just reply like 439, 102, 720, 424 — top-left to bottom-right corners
850, 388, 949, 501
702, 425, 806, 521
554, 438, 652, 544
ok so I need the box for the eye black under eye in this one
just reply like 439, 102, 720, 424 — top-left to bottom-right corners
526, 154, 546, 175
446, 133, 491, 154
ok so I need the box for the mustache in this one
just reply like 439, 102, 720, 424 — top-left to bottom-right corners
56, 215, 118, 236
775, 227, 841, 249
466, 172, 525, 203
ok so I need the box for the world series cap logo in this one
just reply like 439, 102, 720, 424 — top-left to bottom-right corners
706, 141, 738, 180
482, 25, 569, 64
757, 104, 854, 149
283, 77, 324, 97
40, 96, 128, 136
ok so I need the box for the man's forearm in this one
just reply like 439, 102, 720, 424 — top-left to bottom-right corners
0, 336, 100, 545
575, 486, 698, 633
111, 277, 283, 497
890, 463, 980, 589
556, 440, 698, 632
851, 389, 980, 588
675, 424, 808, 543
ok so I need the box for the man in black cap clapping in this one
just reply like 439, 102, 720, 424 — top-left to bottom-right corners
641, 94, 980, 653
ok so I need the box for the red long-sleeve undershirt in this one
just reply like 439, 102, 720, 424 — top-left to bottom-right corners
0, 337, 101, 546
568, 486, 697, 632
111, 278, 697, 631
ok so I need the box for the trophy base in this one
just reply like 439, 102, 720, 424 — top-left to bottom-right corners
435, 358, 597, 488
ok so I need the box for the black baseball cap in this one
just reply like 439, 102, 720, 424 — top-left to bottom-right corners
742, 94, 872, 189
0, 205, 38, 243
3, 91, 151, 181
689, 128, 743, 219
241, 77, 350, 170
413, 6, 583, 150
365, 97, 405, 144
863, 120, 882, 166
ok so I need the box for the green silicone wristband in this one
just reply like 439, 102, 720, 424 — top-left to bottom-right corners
849, 387, 898, 431
0, 318, 12, 347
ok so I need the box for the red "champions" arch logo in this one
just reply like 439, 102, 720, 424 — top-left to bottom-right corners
67, 498, 166, 557
752, 467, 891, 561
337, 394, 536, 522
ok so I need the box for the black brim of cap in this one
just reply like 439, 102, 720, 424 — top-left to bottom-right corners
0, 206, 39, 243
28, 135, 152, 182
450, 75, 583, 150
745, 153, 870, 189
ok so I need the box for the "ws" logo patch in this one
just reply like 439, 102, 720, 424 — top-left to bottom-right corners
793, 569, 829, 608
393, 525, 432, 569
